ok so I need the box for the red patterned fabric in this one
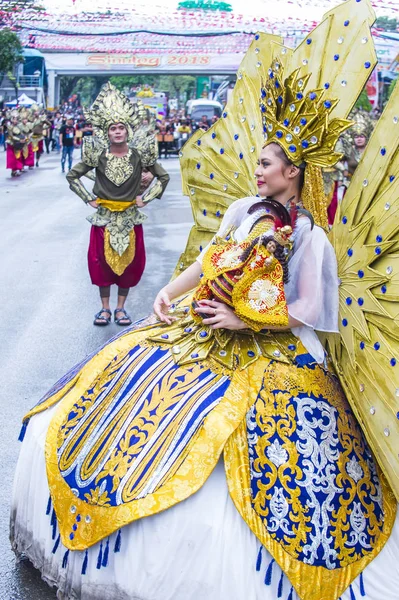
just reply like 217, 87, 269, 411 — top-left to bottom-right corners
23, 143, 35, 167
327, 181, 338, 227
6, 144, 24, 171
88, 225, 146, 288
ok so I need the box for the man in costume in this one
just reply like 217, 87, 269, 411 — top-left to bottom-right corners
30, 105, 51, 168
18, 108, 35, 170
323, 109, 374, 226
66, 83, 170, 326
5, 110, 25, 177
341, 108, 374, 183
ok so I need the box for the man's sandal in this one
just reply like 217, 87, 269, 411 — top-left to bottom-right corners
114, 308, 132, 326
93, 308, 112, 326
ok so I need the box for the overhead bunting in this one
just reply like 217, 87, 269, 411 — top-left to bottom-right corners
0, 0, 398, 55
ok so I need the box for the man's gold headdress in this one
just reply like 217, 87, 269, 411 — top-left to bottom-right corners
84, 82, 145, 142
348, 108, 374, 138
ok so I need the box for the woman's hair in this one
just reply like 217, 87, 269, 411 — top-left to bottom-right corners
266, 142, 305, 191
239, 234, 289, 283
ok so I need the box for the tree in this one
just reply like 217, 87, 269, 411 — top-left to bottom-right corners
60, 76, 81, 104
355, 88, 372, 112
158, 75, 196, 102
387, 77, 398, 101
178, 1, 233, 10
109, 75, 158, 92
0, 28, 24, 94
375, 17, 398, 32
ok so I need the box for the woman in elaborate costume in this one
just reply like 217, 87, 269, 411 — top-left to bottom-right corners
10, 1, 399, 599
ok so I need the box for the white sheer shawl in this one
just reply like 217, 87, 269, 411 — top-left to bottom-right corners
196, 197, 339, 363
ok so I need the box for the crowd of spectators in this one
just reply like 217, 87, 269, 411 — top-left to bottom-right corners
155, 112, 220, 158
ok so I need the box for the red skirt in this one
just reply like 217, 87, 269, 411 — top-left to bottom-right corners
37, 140, 44, 157
88, 225, 146, 288
327, 181, 338, 227
6, 144, 23, 171
23, 143, 35, 167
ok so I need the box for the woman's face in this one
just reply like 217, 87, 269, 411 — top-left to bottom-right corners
254, 144, 297, 202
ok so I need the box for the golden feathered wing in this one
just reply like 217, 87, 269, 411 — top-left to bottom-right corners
328, 81, 399, 501
176, 0, 376, 275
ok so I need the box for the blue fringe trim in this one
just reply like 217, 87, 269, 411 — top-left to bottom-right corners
96, 541, 103, 570
287, 586, 293, 600
114, 529, 122, 553
46, 495, 52, 516
360, 572, 366, 597
62, 550, 69, 569
256, 546, 263, 572
277, 570, 284, 598
350, 584, 356, 600
81, 550, 88, 575
18, 421, 28, 442
265, 558, 275, 585
102, 538, 109, 568
50, 509, 57, 540
52, 534, 60, 554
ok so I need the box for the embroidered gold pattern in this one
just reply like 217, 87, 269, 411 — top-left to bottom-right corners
105, 149, 134, 186
104, 228, 136, 275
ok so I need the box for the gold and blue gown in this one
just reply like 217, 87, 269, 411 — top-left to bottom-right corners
10, 198, 398, 600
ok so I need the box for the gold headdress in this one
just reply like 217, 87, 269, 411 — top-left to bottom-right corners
347, 108, 374, 138
176, 0, 377, 272
82, 84, 158, 168
84, 82, 145, 142
260, 67, 353, 168
260, 65, 355, 229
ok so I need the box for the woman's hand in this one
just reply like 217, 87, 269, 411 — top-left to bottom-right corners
153, 288, 175, 324
88, 200, 98, 209
136, 196, 145, 208
196, 299, 247, 330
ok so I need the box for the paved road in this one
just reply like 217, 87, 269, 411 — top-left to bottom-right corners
0, 148, 193, 599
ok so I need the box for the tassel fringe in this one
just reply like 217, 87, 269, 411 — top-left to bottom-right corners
287, 586, 293, 600
96, 541, 103, 570
52, 534, 60, 555
62, 550, 69, 569
256, 546, 263, 572
350, 584, 356, 600
46, 495, 52, 516
278, 570, 284, 598
18, 421, 28, 442
265, 558, 275, 585
50, 508, 57, 540
102, 538, 110, 568
360, 572, 366, 597
114, 529, 122, 553
81, 550, 88, 575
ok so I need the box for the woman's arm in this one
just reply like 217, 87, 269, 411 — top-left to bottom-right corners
198, 299, 304, 331
153, 261, 202, 324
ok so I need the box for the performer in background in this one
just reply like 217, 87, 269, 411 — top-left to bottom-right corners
19, 108, 35, 170
5, 110, 25, 177
30, 106, 51, 168
10, 2, 399, 600
66, 84, 170, 326
324, 109, 374, 226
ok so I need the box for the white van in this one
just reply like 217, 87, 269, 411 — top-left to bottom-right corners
186, 99, 223, 125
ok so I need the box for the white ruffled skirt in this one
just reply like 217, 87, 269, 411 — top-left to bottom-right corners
10, 405, 399, 600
